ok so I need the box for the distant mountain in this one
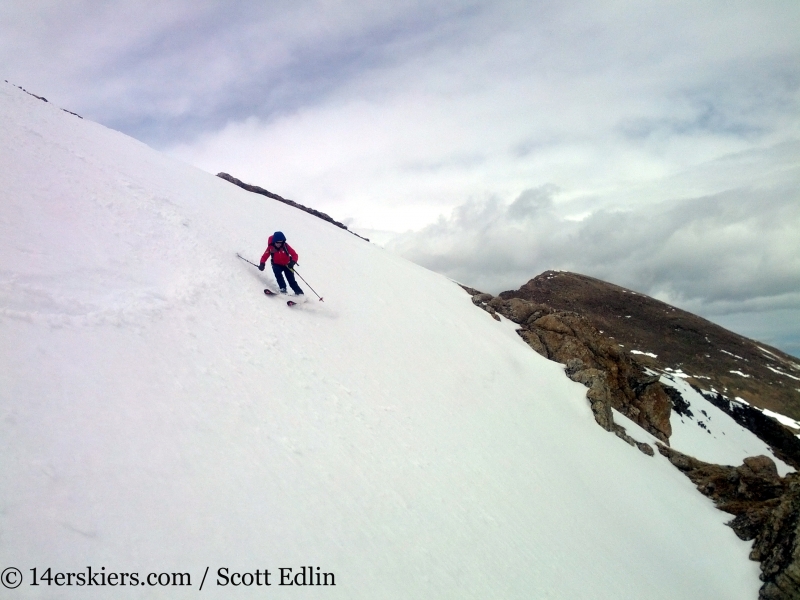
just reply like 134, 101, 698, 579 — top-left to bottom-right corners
500, 271, 800, 422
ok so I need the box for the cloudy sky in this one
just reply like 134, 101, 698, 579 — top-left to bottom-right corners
2, 1, 799, 354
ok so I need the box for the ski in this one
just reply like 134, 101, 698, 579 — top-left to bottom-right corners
265, 289, 301, 307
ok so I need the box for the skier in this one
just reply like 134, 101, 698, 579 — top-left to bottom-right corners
259, 231, 304, 296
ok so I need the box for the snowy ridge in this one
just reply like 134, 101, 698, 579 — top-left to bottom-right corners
0, 83, 761, 598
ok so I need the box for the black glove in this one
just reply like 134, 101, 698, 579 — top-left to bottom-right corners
288, 260, 296, 270
258, 262, 265, 271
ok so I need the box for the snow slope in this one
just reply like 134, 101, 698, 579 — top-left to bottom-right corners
0, 83, 761, 599
662, 375, 794, 475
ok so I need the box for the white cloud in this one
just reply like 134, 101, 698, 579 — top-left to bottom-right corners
380, 167, 800, 352
156, 1, 800, 224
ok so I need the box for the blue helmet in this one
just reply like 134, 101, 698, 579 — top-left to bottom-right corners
272, 231, 286, 242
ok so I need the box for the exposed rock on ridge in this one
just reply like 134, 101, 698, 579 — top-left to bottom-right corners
4, 80, 83, 118
497, 270, 800, 468
500, 270, 800, 421
658, 446, 800, 600
217, 172, 369, 241
465, 274, 800, 599
465, 274, 800, 600
463, 287, 670, 453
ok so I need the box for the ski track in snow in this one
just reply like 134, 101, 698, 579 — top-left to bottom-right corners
0, 82, 764, 599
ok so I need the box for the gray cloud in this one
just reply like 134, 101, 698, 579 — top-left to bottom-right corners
389, 178, 800, 302
6, 1, 798, 148
386, 151, 800, 352
1, 0, 489, 145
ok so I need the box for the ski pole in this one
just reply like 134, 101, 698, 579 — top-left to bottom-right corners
291, 268, 324, 302
236, 253, 260, 268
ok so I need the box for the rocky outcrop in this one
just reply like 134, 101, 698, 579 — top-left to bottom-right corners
5, 80, 83, 118
465, 288, 671, 452
216, 172, 369, 241
464, 279, 800, 598
658, 445, 800, 600
500, 270, 800, 423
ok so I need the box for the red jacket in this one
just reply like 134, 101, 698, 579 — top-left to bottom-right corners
261, 236, 298, 267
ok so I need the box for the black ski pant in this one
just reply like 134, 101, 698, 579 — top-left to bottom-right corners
272, 263, 303, 294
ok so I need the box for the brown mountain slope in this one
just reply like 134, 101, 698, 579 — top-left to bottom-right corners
499, 271, 800, 421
